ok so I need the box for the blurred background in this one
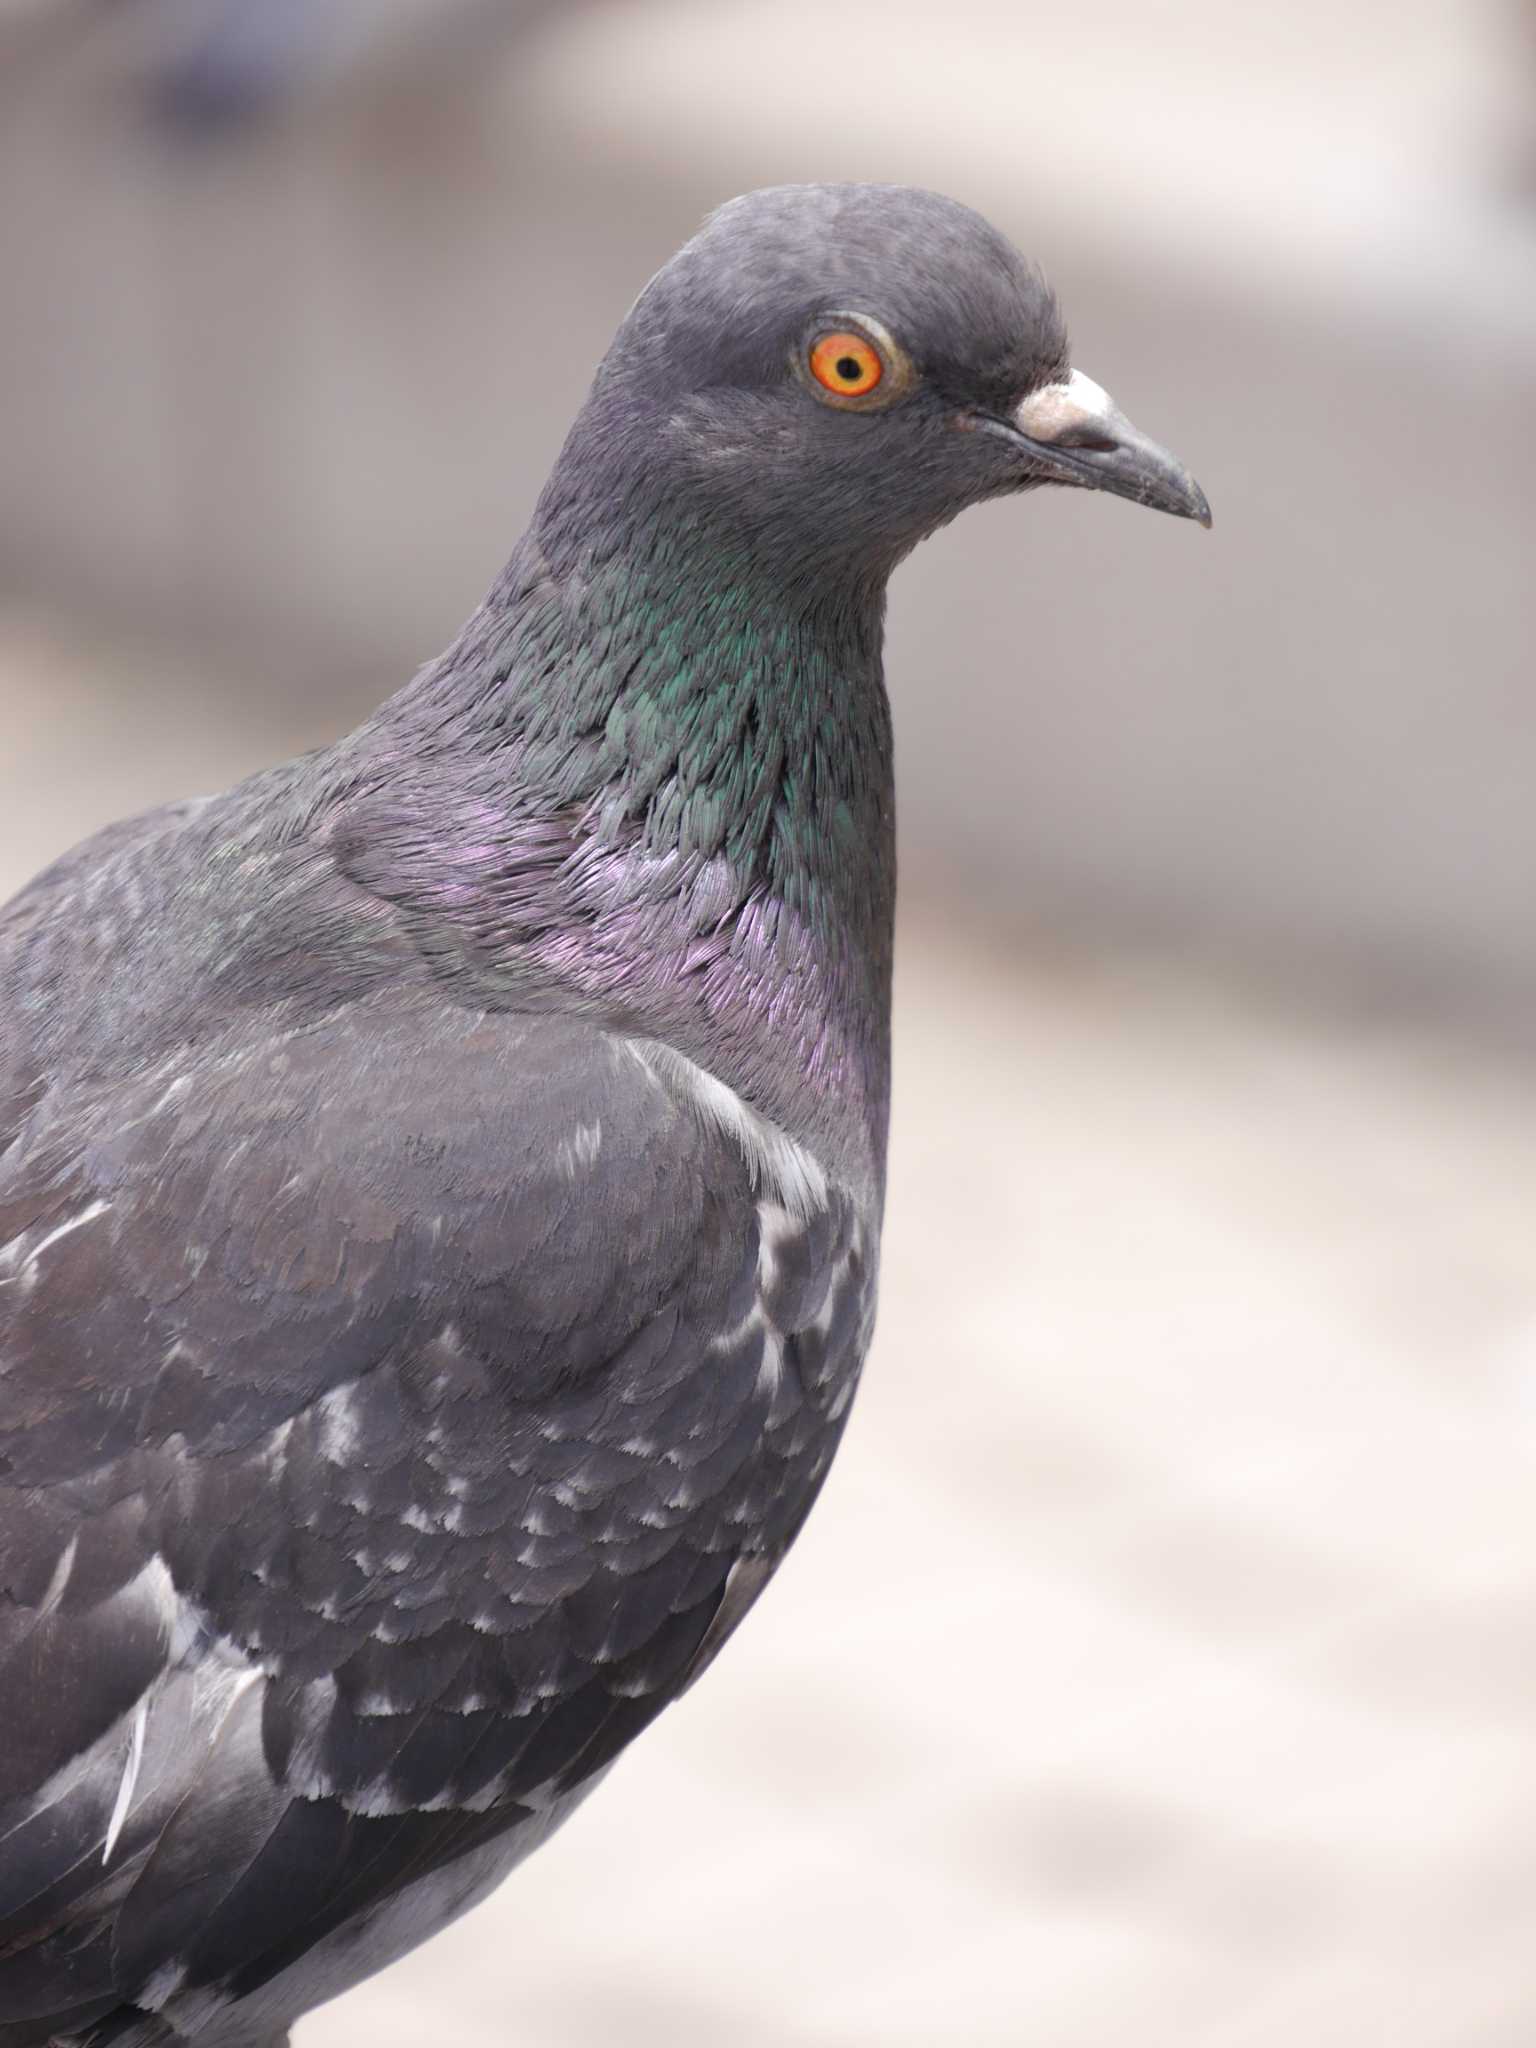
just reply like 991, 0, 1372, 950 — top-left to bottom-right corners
3, 2, 1536, 2041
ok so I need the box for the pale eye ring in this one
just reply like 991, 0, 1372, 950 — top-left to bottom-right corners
799, 314, 912, 410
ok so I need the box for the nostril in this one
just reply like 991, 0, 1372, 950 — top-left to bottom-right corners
1063, 432, 1120, 455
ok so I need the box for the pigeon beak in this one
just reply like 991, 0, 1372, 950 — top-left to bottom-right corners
995, 370, 1212, 527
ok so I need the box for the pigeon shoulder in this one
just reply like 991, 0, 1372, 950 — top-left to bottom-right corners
0, 794, 214, 944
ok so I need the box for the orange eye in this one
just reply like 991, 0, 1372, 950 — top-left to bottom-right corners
809, 331, 884, 399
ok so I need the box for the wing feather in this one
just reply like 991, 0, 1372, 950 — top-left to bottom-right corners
0, 989, 866, 2041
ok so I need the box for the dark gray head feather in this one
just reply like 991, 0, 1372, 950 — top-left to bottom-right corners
538, 182, 1071, 578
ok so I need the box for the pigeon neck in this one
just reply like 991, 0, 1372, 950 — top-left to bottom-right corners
377, 502, 897, 1177
498, 504, 893, 912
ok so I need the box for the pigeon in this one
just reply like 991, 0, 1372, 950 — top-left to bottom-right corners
0, 184, 1208, 2047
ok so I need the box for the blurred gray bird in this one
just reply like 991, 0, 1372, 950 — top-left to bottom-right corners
0, 0, 562, 134
0, 184, 1207, 2047
133, 0, 563, 132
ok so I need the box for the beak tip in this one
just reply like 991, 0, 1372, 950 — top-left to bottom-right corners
1171, 475, 1213, 529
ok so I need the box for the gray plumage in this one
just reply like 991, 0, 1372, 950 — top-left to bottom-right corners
0, 184, 1206, 2046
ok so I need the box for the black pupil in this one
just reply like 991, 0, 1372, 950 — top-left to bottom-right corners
835, 355, 863, 383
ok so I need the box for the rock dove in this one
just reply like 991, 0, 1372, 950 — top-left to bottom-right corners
0, 184, 1207, 2047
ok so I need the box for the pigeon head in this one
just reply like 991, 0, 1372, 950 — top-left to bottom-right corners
538, 183, 1209, 582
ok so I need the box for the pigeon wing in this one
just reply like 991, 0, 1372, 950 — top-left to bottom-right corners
0, 993, 864, 2040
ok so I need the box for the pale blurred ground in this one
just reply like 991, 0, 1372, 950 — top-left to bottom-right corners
325, 933, 1536, 2048
6, 611, 1536, 2045
3, 0, 1536, 2041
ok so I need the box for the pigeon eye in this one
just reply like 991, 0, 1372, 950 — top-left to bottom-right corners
808, 330, 885, 401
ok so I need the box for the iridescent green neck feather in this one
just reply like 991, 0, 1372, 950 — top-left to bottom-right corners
360, 482, 899, 1182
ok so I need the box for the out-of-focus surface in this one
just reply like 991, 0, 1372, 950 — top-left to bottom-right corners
4, 0, 1535, 1013
6, 608, 1536, 2046
3, 1, 1536, 2042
